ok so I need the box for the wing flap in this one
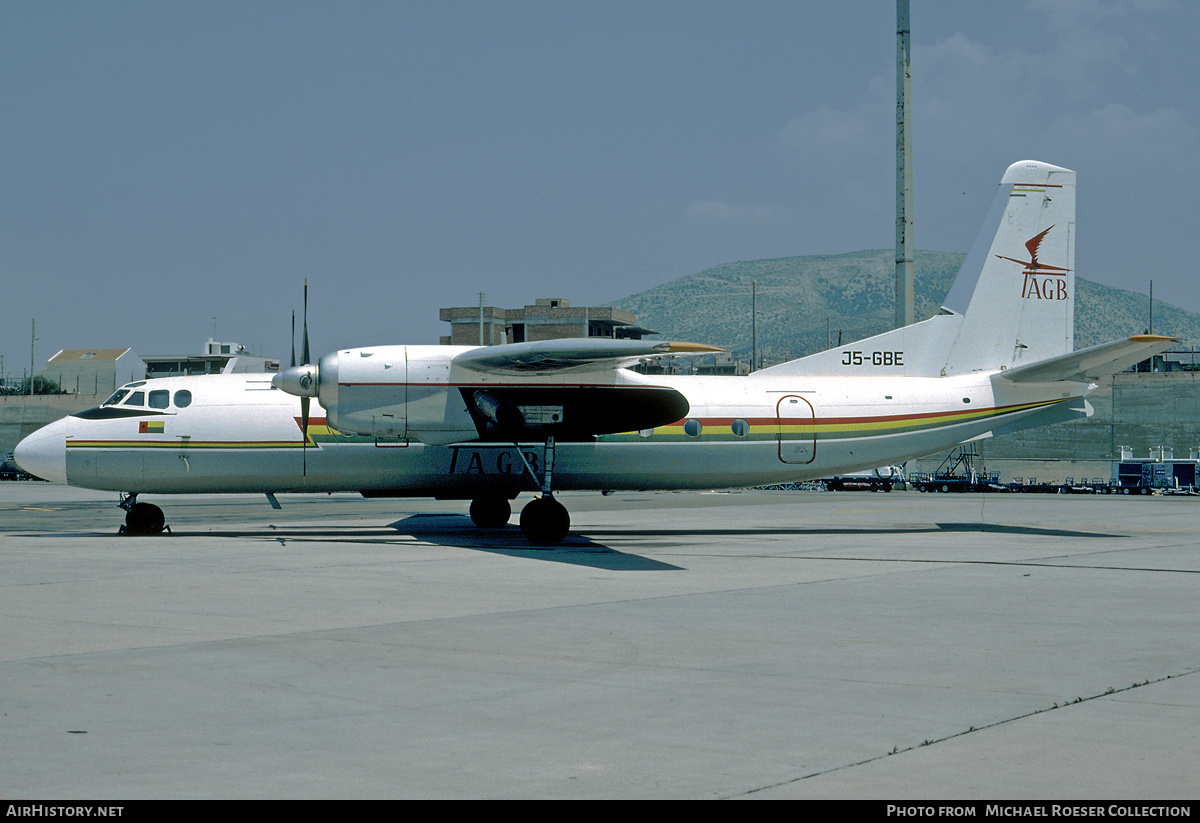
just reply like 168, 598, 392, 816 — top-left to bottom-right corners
998, 335, 1176, 384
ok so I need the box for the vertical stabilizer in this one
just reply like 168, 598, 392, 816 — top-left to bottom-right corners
941, 160, 1075, 374
756, 160, 1077, 380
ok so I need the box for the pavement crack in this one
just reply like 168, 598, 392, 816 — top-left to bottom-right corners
726, 666, 1200, 799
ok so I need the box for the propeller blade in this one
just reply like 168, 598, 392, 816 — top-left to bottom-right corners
301, 279, 310, 367
290, 310, 296, 369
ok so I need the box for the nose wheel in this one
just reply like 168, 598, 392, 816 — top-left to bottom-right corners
119, 494, 169, 535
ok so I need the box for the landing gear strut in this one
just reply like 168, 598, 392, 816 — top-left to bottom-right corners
513, 436, 571, 544
119, 494, 168, 536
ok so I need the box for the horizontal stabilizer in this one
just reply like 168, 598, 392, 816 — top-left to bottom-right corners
997, 335, 1176, 384
453, 338, 724, 375
979, 397, 1094, 439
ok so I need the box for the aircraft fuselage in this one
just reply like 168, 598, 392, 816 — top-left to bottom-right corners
17, 366, 1086, 498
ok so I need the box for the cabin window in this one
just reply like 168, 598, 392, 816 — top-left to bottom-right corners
149, 390, 170, 409
174, 390, 192, 408
731, 419, 749, 437
684, 418, 702, 437
124, 391, 145, 406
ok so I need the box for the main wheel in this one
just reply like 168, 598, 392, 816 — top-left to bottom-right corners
125, 502, 165, 535
519, 496, 570, 544
469, 497, 512, 528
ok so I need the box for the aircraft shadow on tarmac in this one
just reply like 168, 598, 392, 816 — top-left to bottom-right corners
31, 516, 1117, 571
126, 515, 679, 571
383, 514, 684, 570
381, 516, 1122, 563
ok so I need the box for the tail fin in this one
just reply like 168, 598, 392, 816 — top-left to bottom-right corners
758, 159, 1075, 378
941, 160, 1075, 374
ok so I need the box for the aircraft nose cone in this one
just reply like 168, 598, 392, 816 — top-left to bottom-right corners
14, 420, 68, 485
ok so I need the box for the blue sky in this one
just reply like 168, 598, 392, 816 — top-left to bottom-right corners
2, 0, 1196, 373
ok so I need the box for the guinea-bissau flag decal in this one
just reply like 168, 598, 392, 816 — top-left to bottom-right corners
139, 420, 165, 434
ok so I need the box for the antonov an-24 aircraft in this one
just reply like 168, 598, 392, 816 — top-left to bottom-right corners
15, 160, 1175, 542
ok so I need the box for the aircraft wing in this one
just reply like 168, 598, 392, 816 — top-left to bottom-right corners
448, 339, 724, 439
452, 338, 724, 375
997, 335, 1177, 384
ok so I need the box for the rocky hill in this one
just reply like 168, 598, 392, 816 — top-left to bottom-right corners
613, 250, 1198, 362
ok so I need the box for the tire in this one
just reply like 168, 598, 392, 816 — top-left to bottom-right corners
519, 497, 570, 544
469, 497, 511, 528
125, 502, 165, 535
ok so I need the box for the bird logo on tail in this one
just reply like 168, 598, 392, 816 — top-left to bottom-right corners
996, 226, 1071, 300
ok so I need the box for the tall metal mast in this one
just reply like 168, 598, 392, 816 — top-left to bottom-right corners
895, 0, 914, 328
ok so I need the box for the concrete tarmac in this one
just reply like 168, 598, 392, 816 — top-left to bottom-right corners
2, 484, 1198, 799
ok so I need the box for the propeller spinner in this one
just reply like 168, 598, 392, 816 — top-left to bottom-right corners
274, 362, 319, 398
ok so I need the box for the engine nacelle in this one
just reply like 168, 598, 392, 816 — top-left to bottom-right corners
275, 344, 690, 445
308, 346, 478, 444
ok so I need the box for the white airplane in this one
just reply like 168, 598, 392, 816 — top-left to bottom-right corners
15, 160, 1174, 542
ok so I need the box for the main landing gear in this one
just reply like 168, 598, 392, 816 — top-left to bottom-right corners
469, 437, 571, 544
515, 436, 571, 543
518, 495, 570, 544
119, 493, 170, 536
468, 494, 570, 543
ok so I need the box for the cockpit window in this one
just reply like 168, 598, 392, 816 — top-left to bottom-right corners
174, 390, 192, 408
123, 391, 145, 407
149, 390, 170, 409
102, 389, 130, 406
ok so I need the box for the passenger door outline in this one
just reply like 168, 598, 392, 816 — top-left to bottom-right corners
776, 394, 815, 464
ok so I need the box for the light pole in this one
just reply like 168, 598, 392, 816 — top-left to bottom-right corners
29, 319, 38, 397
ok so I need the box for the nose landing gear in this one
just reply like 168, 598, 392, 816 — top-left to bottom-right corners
119, 494, 169, 536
